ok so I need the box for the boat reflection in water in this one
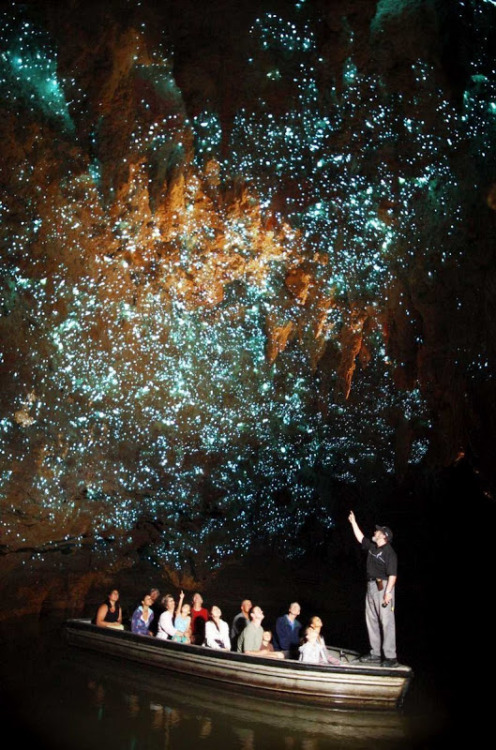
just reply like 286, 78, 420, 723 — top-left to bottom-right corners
72, 648, 409, 750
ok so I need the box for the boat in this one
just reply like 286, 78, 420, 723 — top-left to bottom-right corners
65, 618, 413, 711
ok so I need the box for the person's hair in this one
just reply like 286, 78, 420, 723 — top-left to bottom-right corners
104, 590, 120, 611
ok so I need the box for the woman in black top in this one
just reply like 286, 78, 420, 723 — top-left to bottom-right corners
95, 589, 123, 629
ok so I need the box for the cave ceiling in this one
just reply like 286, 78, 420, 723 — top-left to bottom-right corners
1, 0, 495, 581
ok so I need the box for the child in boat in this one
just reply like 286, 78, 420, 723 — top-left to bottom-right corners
173, 594, 191, 643
298, 626, 328, 664
260, 630, 275, 653
309, 616, 342, 665
299, 625, 342, 665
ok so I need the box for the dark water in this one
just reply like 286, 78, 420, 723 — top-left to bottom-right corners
0, 614, 454, 750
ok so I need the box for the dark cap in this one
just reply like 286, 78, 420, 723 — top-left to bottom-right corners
375, 525, 393, 543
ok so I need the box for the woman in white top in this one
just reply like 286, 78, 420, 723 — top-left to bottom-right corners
299, 626, 329, 664
204, 605, 231, 649
299, 616, 341, 665
156, 593, 187, 641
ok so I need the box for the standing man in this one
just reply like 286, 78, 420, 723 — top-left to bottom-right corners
348, 510, 398, 667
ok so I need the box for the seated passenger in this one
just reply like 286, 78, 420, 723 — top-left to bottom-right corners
204, 605, 231, 649
190, 592, 209, 644
298, 626, 328, 664
237, 606, 284, 659
131, 594, 154, 636
172, 592, 191, 643
260, 630, 274, 653
230, 599, 252, 650
308, 615, 341, 665
95, 589, 124, 630
274, 602, 302, 658
149, 587, 162, 636
157, 593, 187, 641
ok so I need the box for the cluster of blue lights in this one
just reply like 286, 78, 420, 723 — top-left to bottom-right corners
1, 1, 494, 572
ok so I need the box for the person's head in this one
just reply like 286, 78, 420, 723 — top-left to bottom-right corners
288, 602, 301, 619
107, 589, 119, 604
142, 594, 153, 608
310, 616, 323, 632
373, 525, 393, 546
149, 588, 160, 602
249, 606, 264, 624
241, 599, 252, 615
304, 626, 318, 643
262, 630, 272, 645
162, 594, 175, 610
181, 603, 191, 617
210, 605, 222, 620
192, 592, 204, 609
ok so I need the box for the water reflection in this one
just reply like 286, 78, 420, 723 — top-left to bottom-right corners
64, 647, 408, 750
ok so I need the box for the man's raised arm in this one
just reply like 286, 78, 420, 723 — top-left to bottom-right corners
348, 510, 364, 544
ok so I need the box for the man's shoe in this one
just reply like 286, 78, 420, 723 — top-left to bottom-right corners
359, 654, 381, 663
381, 658, 399, 668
